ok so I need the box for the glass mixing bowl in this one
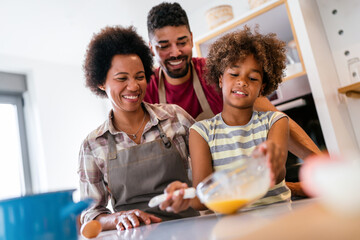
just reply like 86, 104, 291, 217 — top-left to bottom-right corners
196, 154, 271, 214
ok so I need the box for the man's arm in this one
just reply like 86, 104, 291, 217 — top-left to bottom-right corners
287, 117, 322, 158
254, 97, 322, 159
254, 97, 322, 197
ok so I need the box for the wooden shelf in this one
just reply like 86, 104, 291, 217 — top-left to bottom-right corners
338, 82, 360, 98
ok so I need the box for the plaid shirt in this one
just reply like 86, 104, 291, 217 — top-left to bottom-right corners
78, 102, 195, 223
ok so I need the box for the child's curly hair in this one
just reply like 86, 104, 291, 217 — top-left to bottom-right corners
206, 26, 286, 96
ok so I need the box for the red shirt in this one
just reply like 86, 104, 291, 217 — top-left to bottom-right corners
144, 58, 223, 119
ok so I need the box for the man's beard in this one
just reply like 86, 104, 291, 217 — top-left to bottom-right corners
163, 57, 190, 79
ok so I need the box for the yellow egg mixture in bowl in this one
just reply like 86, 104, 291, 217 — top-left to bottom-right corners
196, 155, 271, 214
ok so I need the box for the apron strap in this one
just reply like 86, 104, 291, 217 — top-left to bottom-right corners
157, 61, 215, 121
191, 62, 214, 121
158, 70, 167, 104
107, 133, 117, 160
157, 123, 172, 148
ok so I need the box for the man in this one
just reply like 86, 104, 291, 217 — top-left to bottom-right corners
144, 2, 321, 196
144, 2, 221, 121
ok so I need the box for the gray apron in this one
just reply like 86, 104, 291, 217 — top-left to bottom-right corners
107, 123, 199, 221
158, 61, 215, 121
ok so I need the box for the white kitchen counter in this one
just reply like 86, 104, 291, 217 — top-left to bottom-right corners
85, 198, 360, 240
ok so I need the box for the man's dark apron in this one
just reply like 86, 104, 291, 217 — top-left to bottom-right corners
107, 124, 199, 221
158, 62, 215, 121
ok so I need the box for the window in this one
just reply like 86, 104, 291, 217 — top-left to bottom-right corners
0, 72, 32, 199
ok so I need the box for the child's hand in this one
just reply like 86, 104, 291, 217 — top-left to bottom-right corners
253, 140, 286, 186
159, 181, 192, 213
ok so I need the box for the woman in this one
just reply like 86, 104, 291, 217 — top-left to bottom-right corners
78, 26, 198, 231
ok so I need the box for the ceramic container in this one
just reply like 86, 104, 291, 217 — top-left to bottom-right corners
248, 0, 272, 9
205, 5, 234, 30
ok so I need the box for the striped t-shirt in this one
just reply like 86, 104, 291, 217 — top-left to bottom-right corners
190, 111, 291, 206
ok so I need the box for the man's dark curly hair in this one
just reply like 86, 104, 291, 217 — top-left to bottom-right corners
206, 26, 286, 96
84, 25, 153, 98
147, 2, 191, 39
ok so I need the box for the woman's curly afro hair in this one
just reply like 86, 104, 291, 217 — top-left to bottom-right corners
83, 25, 153, 98
206, 26, 286, 96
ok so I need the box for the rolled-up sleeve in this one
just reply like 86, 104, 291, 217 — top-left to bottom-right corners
78, 139, 111, 223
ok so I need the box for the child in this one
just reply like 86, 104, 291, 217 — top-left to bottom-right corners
189, 26, 291, 209
159, 26, 291, 213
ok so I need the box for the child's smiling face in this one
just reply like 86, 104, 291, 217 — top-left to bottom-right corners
219, 54, 265, 110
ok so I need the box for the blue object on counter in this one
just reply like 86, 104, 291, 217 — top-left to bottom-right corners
0, 189, 92, 240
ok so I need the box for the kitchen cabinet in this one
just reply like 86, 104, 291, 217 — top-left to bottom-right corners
194, 0, 305, 83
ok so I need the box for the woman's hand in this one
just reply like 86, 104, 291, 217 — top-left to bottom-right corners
159, 181, 192, 213
95, 210, 162, 231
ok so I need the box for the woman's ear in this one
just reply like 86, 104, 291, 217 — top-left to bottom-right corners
219, 75, 223, 89
98, 85, 105, 91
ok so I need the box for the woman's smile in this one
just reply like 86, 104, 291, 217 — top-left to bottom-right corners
101, 54, 147, 113
122, 94, 140, 101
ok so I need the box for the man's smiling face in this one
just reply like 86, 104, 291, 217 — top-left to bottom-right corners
149, 25, 193, 79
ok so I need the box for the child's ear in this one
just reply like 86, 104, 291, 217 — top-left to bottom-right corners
219, 75, 223, 89
259, 83, 266, 97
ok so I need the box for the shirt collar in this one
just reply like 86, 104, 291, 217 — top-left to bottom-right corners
94, 102, 174, 139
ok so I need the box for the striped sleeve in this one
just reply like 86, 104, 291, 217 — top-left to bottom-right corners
269, 111, 288, 128
190, 120, 210, 142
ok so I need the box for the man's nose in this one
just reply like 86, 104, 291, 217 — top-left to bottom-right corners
169, 44, 181, 57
